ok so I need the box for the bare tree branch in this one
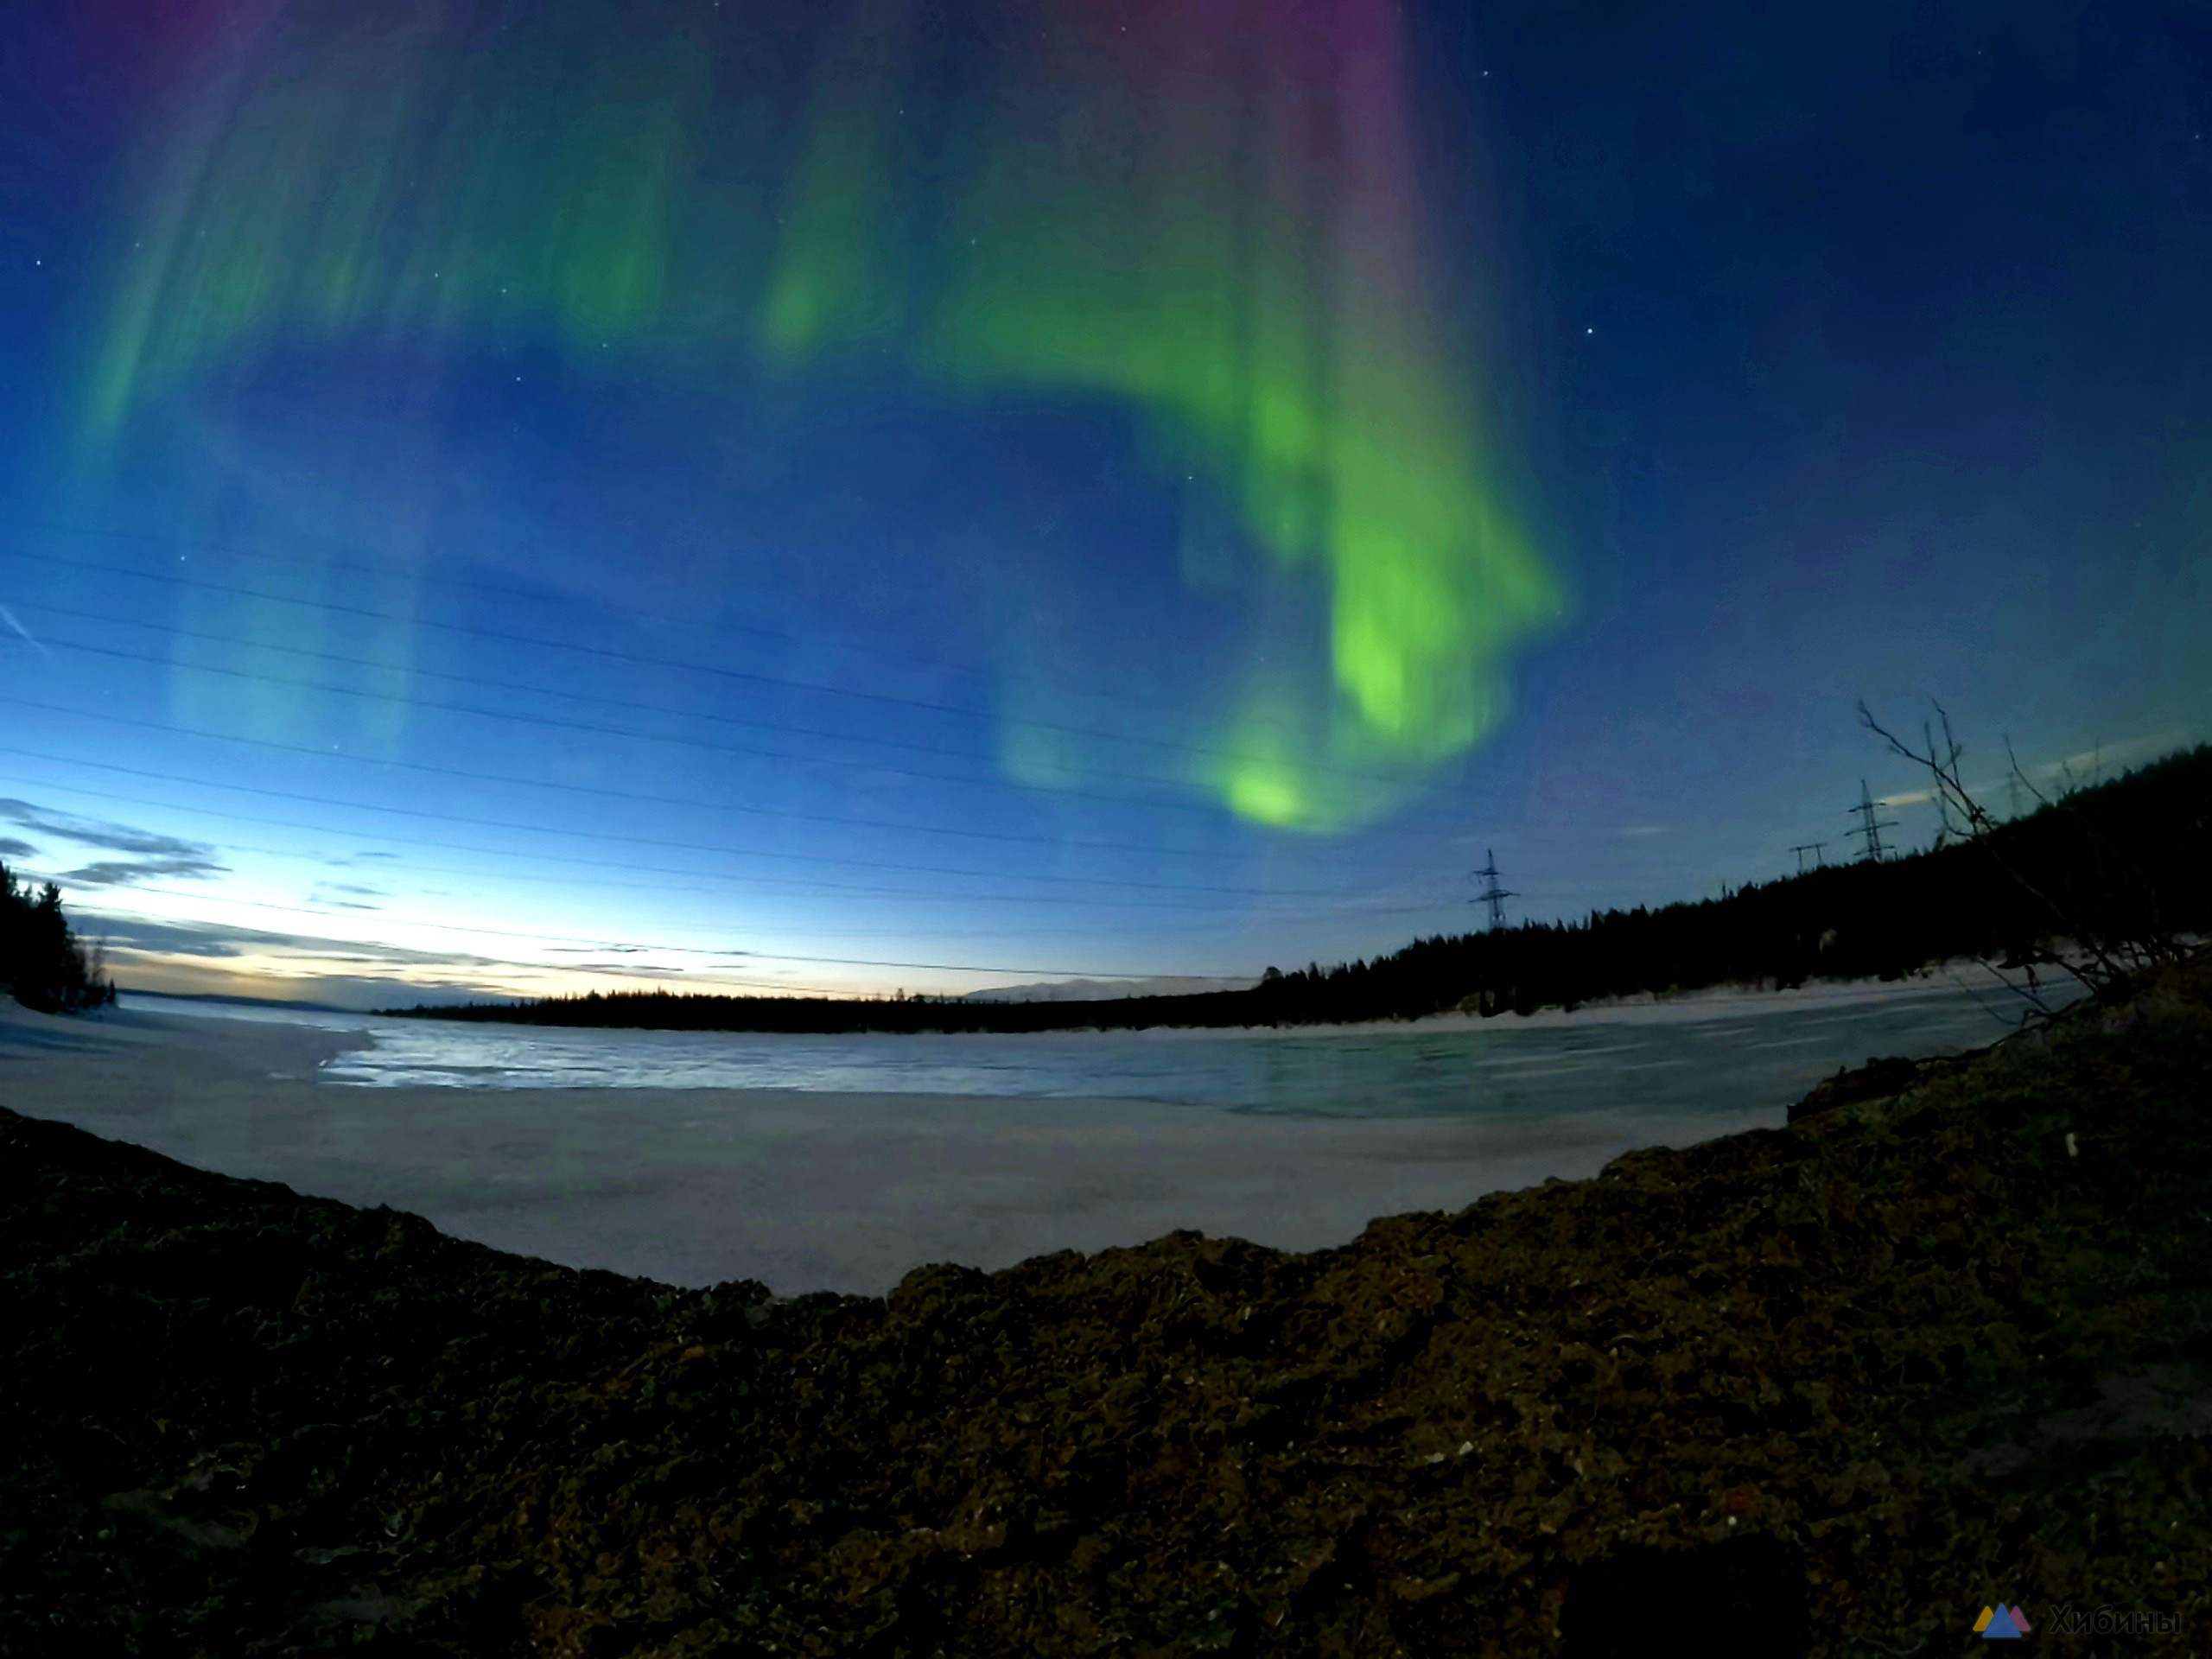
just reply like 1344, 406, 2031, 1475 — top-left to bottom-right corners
1856, 699, 2177, 1010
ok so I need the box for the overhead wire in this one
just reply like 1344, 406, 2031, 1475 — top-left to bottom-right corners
0, 686, 1405, 869
0, 746, 1445, 904
63, 880, 1255, 980
1, 768, 1452, 919
0, 543, 1411, 781
2, 597, 1439, 872
0, 533, 1467, 984
3, 588, 1226, 811
5, 819, 1363, 938
4, 516, 1194, 721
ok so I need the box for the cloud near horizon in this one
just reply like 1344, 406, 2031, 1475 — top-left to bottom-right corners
0, 798, 222, 861
1873, 729, 2202, 811
78, 911, 514, 968
63, 855, 230, 887
308, 881, 387, 911
71, 907, 742, 1009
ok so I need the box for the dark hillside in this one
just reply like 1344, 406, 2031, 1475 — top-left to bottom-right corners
1244, 741, 2210, 1024
7, 952, 2209, 1655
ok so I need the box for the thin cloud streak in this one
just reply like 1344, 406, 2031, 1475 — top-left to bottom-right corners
1873, 729, 2198, 810
62, 855, 230, 887
0, 798, 220, 861
0, 605, 53, 658
78, 907, 865, 1006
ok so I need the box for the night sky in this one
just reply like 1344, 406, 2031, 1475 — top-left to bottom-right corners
2, 0, 2206, 1007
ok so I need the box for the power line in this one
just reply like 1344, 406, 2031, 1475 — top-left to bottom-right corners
0, 742, 1352, 898
0, 544, 1410, 783
4, 516, 1190, 721
0, 693, 1392, 870
3, 594, 1209, 813
1789, 841, 1826, 874
4, 770, 1450, 918
73, 906, 860, 999
4, 601, 1422, 868
57, 880, 1252, 981
19, 822, 1370, 937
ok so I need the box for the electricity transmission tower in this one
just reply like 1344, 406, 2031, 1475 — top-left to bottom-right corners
1789, 842, 1827, 874
1470, 849, 1516, 931
1847, 780, 1898, 863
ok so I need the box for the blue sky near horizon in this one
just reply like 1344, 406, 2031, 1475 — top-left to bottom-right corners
1, 0, 2207, 1009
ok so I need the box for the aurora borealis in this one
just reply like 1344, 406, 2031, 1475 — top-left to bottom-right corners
3, 0, 2209, 1005
83, 0, 1556, 832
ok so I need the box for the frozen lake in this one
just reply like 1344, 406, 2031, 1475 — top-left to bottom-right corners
137, 975, 2027, 1117
3, 974, 2048, 1295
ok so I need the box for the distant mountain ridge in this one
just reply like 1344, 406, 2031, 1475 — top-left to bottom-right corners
961, 976, 1260, 1003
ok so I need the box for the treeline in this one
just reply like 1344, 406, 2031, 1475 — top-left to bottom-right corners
1244, 741, 2208, 1024
0, 862, 117, 1015
391, 745, 2212, 1034
393, 983, 1266, 1036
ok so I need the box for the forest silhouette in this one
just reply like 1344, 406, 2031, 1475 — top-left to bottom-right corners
392, 745, 2210, 1035
0, 862, 116, 1014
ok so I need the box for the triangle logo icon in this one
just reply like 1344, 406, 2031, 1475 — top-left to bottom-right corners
1984, 1605, 2023, 1639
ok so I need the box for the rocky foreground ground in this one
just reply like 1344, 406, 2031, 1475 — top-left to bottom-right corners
3, 963, 2209, 1657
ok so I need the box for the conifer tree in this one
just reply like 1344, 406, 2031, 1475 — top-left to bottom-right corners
0, 861, 118, 1014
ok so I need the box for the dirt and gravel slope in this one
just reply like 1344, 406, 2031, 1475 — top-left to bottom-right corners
4, 960, 2209, 1656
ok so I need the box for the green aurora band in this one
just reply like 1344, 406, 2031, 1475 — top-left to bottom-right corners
84, 0, 1560, 831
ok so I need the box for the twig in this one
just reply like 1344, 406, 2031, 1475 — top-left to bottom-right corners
1857, 701, 2175, 1001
